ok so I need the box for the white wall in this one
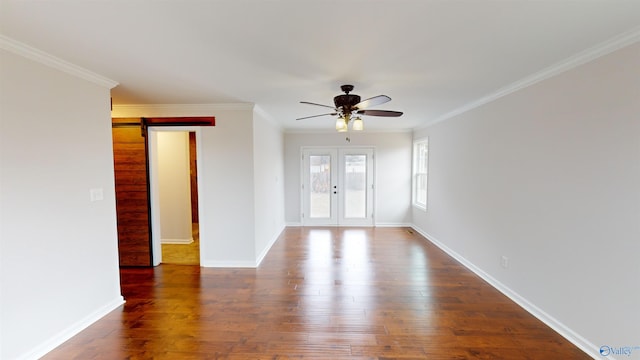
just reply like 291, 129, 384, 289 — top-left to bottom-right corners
0, 49, 123, 359
284, 131, 413, 226
412, 43, 640, 356
253, 109, 286, 263
200, 106, 256, 266
156, 131, 193, 243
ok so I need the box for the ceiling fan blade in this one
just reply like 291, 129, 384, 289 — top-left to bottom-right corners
300, 101, 336, 110
296, 113, 337, 120
356, 109, 403, 117
354, 95, 391, 110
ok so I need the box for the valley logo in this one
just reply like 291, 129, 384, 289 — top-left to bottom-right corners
600, 345, 640, 357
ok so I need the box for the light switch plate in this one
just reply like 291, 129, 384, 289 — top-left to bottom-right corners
90, 188, 104, 202
500, 255, 509, 269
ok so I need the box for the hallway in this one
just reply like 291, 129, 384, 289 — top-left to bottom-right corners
161, 223, 200, 265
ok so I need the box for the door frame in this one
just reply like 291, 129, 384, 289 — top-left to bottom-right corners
147, 126, 204, 266
300, 146, 375, 227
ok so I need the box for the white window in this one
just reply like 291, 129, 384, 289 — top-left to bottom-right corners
412, 138, 428, 210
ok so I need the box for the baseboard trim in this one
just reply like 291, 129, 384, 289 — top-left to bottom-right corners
200, 225, 285, 268
161, 237, 194, 244
200, 260, 258, 268
374, 222, 413, 227
19, 296, 125, 360
255, 224, 285, 267
285, 222, 413, 228
410, 225, 601, 360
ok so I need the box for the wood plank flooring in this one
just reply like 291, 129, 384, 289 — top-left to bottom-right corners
43, 227, 589, 359
161, 223, 200, 265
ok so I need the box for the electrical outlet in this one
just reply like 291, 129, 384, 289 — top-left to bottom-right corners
500, 255, 509, 269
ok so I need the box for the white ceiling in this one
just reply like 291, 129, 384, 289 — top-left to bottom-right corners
2, 1, 639, 131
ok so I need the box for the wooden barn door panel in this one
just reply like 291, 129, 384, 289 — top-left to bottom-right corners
112, 122, 152, 267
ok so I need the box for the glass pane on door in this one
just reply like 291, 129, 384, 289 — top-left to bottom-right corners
344, 154, 366, 218
309, 155, 331, 218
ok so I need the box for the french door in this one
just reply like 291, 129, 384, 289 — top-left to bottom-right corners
302, 147, 374, 226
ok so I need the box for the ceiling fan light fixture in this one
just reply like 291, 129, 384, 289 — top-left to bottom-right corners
352, 117, 364, 131
298, 85, 402, 131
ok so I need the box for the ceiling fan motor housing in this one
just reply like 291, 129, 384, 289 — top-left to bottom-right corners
334, 84, 360, 111
334, 94, 361, 110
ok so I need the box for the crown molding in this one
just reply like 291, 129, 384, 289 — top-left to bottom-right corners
111, 103, 254, 118
0, 35, 118, 89
253, 105, 283, 130
422, 25, 640, 129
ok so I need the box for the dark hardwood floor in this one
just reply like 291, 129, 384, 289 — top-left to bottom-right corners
43, 227, 588, 359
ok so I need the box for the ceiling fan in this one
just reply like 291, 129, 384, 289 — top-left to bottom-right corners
297, 85, 403, 131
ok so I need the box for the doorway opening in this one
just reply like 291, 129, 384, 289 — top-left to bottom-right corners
148, 128, 201, 265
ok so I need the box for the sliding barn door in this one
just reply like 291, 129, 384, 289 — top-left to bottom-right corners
112, 116, 215, 267
112, 119, 152, 266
